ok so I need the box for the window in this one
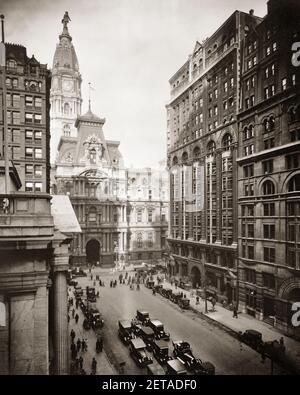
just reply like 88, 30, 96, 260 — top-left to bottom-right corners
25, 130, 33, 140
148, 210, 153, 223
272, 42, 277, 52
34, 165, 42, 177
222, 133, 232, 150
245, 269, 256, 284
264, 87, 269, 100
34, 148, 42, 159
25, 147, 33, 158
263, 203, 275, 216
248, 245, 254, 259
137, 209, 142, 222
264, 224, 275, 239
224, 82, 228, 92
262, 160, 273, 174
270, 85, 275, 96
25, 164, 33, 175
282, 78, 287, 91
244, 144, 254, 156
264, 137, 275, 149
34, 182, 42, 192
25, 96, 33, 107
262, 180, 275, 195
25, 113, 33, 123
265, 67, 269, 79
34, 131, 42, 141
264, 247, 275, 263
137, 233, 143, 248
34, 114, 42, 124
148, 233, 153, 247
25, 182, 33, 192
292, 74, 296, 86
12, 94, 20, 107
271, 64, 275, 75
244, 164, 254, 178
12, 112, 20, 125
245, 98, 250, 109
245, 184, 254, 196
246, 288, 257, 309
286, 154, 299, 169
263, 273, 275, 289
230, 77, 234, 88
248, 224, 254, 238
63, 124, 71, 137
34, 97, 42, 108
288, 175, 300, 192
89, 208, 97, 222
214, 106, 218, 116
89, 149, 96, 164
266, 46, 271, 56
12, 78, 18, 88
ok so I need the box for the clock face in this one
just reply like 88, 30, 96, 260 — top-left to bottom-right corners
62, 80, 73, 92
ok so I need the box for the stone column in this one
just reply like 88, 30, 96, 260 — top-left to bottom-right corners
52, 247, 69, 375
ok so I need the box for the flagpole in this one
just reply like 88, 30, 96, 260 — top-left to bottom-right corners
0, 15, 9, 195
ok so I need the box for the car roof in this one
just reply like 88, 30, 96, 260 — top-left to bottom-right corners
167, 359, 187, 372
150, 319, 163, 327
137, 310, 149, 316
141, 326, 155, 335
246, 329, 262, 336
155, 340, 169, 349
119, 320, 132, 328
131, 338, 146, 349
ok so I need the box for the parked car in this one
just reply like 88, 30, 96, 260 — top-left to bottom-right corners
86, 286, 96, 303
170, 291, 183, 304
74, 285, 83, 299
139, 326, 155, 351
172, 340, 215, 375
146, 363, 165, 375
136, 310, 150, 325
154, 284, 163, 294
71, 267, 87, 277
118, 320, 135, 345
178, 298, 190, 310
146, 280, 155, 289
161, 288, 173, 299
238, 330, 264, 352
88, 309, 104, 329
166, 358, 187, 375
152, 340, 172, 365
148, 319, 170, 341
129, 338, 153, 368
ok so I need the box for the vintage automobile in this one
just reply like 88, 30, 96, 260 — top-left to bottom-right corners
88, 309, 104, 329
146, 280, 155, 289
74, 285, 84, 299
172, 340, 215, 375
129, 338, 153, 368
86, 286, 96, 303
161, 288, 173, 299
154, 284, 163, 294
238, 329, 264, 352
170, 291, 183, 304
178, 298, 190, 310
146, 363, 166, 375
136, 310, 150, 325
166, 358, 187, 375
83, 318, 91, 330
71, 267, 87, 277
139, 326, 155, 351
148, 319, 170, 341
152, 340, 172, 365
118, 320, 135, 345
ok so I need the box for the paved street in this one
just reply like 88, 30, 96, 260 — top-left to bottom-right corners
73, 268, 275, 375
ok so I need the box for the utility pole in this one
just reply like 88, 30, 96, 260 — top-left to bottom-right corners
0, 15, 9, 195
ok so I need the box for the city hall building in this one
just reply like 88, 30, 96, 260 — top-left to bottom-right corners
51, 14, 169, 268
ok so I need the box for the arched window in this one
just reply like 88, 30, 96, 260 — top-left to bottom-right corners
288, 107, 297, 123
182, 152, 188, 164
193, 146, 201, 159
288, 174, 300, 192
172, 156, 178, 166
63, 124, 71, 137
222, 133, 232, 150
262, 180, 275, 195
88, 207, 97, 222
207, 140, 216, 156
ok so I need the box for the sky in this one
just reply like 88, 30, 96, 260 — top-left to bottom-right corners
2, 0, 268, 168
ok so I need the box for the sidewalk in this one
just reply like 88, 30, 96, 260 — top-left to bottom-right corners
160, 277, 300, 372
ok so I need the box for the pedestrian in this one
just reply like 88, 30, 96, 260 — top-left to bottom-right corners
67, 314, 70, 323
79, 356, 83, 370
110, 280, 112, 288
92, 357, 97, 373
76, 299, 79, 309
70, 329, 75, 341
196, 296, 200, 305
233, 303, 238, 318
75, 313, 79, 324
77, 338, 81, 352
81, 338, 86, 352
99, 280, 101, 287
72, 308, 75, 318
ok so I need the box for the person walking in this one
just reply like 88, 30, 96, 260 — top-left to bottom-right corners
72, 308, 75, 318
70, 329, 75, 342
81, 338, 86, 352
233, 303, 238, 318
76, 299, 79, 309
76, 338, 81, 353
91, 357, 97, 373
67, 314, 70, 323
79, 356, 83, 370
75, 313, 79, 324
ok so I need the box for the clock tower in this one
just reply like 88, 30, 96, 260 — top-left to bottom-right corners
50, 12, 82, 164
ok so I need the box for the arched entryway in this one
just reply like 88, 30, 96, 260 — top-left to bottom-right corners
86, 239, 100, 265
288, 288, 300, 302
190, 266, 201, 288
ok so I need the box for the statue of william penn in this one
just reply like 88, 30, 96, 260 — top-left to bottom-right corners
62, 11, 71, 29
